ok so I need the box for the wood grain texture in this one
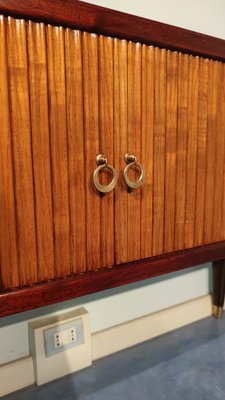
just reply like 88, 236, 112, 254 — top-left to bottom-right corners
0, 15, 19, 288
98, 35, 114, 268
2, 12, 225, 308
204, 60, 219, 244
2, 241, 225, 317
221, 63, 225, 245
184, 55, 199, 249
127, 41, 142, 262
141, 45, 154, 259
212, 62, 225, 243
164, 50, 178, 253
65, 29, 86, 273
47, 25, 70, 277
27, 21, 54, 281
194, 58, 209, 246
114, 38, 128, 264
152, 47, 166, 256
1, 0, 225, 62
174, 53, 189, 251
7, 17, 37, 285
82, 32, 100, 271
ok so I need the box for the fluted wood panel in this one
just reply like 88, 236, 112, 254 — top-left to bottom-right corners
98, 35, 114, 268
164, 50, 178, 253
0, 15, 19, 288
194, 58, 208, 247
140, 45, 154, 259
127, 41, 142, 262
27, 21, 54, 281
174, 53, 189, 250
65, 28, 86, 274
1, 15, 225, 290
152, 48, 166, 256
6, 17, 37, 286
114, 38, 128, 264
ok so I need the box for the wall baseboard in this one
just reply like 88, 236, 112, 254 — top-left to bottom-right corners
0, 294, 213, 397
92, 294, 212, 360
0, 356, 34, 397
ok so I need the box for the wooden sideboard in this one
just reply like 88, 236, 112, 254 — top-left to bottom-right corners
0, 0, 225, 318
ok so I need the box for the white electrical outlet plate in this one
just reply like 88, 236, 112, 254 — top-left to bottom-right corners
29, 308, 91, 385
44, 318, 84, 357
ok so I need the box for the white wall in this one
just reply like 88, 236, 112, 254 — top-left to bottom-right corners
84, 0, 225, 40
1, 0, 224, 365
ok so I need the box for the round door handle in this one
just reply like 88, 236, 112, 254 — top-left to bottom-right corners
123, 153, 145, 190
93, 154, 118, 194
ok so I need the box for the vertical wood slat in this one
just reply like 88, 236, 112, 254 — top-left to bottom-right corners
46, 25, 70, 277
152, 48, 166, 256
0, 16, 19, 288
164, 50, 178, 253
194, 58, 209, 246
7, 17, 37, 285
27, 21, 54, 281
127, 41, 141, 262
140, 45, 154, 259
114, 39, 128, 265
212, 62, 225, 243
204, 60, 219, 244
99, 35, 114, 268
82, 32, 100, 271
65, 29, 86, 273
174, 53, 189, 251
184, 56, 199, 249
221, 63, 225, 243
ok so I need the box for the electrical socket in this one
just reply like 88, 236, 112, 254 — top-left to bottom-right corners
69, 327, 77, 343
53, 332, 62, 349
44, 319, 84, 357
53, 327, 77, 349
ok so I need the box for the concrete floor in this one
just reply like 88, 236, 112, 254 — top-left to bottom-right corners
3, 315, 225, 400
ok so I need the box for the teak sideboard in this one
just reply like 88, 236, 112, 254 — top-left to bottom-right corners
0, 0, 225, 318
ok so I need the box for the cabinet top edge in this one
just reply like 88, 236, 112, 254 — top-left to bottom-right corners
0, 0, 225, 62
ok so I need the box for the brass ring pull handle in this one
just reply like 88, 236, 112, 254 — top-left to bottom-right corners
93, 154, 118, 194
124, 153, 145, 190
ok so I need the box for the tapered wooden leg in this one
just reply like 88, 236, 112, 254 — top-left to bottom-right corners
212, 260, 225, 319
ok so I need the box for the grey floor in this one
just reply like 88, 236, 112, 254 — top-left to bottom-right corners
3, 315, 225, 400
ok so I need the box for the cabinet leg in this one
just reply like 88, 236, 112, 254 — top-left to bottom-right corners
212, 260, 225, 319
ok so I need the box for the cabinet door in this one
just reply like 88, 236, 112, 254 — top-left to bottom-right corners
113, 41, 225, 263
0, 19, 116, 290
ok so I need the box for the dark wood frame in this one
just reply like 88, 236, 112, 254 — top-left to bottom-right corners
1, 0, 225, 317
1, 0, 225, 61
1, 242, 225, 317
